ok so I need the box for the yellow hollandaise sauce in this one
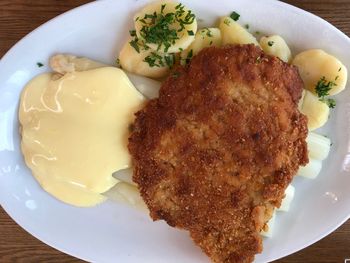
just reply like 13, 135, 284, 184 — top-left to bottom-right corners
19, 67, 144, 207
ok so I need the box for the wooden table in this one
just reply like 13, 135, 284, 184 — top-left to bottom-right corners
0, 1, 349, 262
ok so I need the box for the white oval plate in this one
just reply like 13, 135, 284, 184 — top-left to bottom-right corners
1, 0, 350, 262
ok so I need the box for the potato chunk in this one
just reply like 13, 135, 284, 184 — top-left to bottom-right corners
219, 17, 259, 46
260, 35, 291, 63
292, 49, 347, 95
180, 27, 222, 64
119, 39, 170, 78
300, 90, 329, 131
134, 1, 197, 53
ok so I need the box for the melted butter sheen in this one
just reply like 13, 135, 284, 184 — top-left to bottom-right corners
19, 67, 144, 206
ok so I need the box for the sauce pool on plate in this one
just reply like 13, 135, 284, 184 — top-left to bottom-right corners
19, 67, 144, 206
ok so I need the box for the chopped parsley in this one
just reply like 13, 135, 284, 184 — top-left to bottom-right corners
315, 76, 336, 98
36, 62, 44, 67
175, 3, 196, 31
137, 3, 195, 52
230, 11, 240, 21
245, 24, 249, 29
144, 52, 164, 67
185, 49, 193, 64
255, 31, 260, 35
338, 67, 342, 72
268, 41, 274, 47
160, 4, 166, 13
187, 30, 194, 36
129, 29, 137, 37
164, 54, 175, 67
181, 49, 194, 65
315, 76, 337, 108
129, 38, 140, 53
325, 98, 336, 108
128, 29, 151, 53
115, 58, 121, 68
143, 52, 175, 68
205, 28, 213, 37
199, 28, 213, 39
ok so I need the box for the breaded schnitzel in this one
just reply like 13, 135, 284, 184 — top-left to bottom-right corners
128, 44, 308, 263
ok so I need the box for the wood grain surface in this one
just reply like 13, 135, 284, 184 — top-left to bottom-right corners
0, 1, 349, 262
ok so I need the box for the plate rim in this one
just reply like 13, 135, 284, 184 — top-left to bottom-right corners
1, 0, 350, 262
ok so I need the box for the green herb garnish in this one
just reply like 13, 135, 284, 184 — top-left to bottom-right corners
187, 30, 194, 36
326, 98, 336, 108
175, 3, 196, 31
36, 62, 44, 67
185, 49, 193, 64
268, 41, 274, 47
138, 3, 195, 52
230, 11, 240, 21
116, 58, 121, 68
144, 52, 175, 68
315, 76, 336, 98
245, 24, 249, 29
199, 28, 213, 39
315, 76, 337, 108
205, 28, 213, 37
129, 30, 137, 37
129, 38, 140, 53
164, 54, 175, 68
161, 4, 166, 13
144, 52, 164, 67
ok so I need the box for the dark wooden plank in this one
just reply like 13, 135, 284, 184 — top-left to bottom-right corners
0, 1, 349, 262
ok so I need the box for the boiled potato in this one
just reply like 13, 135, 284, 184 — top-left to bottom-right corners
119, 38, 170, 78
180, 27, 222, 64
134, 1, 197, 53
292, 49, 347, 95
300, 90, 329, 131
219, 17, 259, 46
260, 35, 292, 63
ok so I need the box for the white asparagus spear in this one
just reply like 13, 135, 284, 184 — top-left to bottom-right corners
103, 182, 148, 212
298, 158, 322, 179
307, 132, 331, 161
278, 185, 295, 212
261, 212, 276, 238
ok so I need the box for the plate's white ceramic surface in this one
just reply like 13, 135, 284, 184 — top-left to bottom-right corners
1, 0, 350, 262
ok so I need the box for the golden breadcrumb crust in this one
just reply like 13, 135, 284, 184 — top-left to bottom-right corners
129, 44, 308, 263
